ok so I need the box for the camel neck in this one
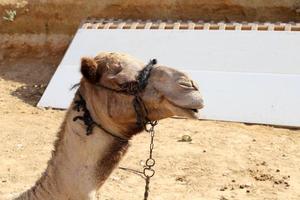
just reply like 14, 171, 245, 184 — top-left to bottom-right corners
15, 108, 129, 200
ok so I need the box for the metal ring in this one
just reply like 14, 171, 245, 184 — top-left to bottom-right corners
145, 158, 155, 167
143, 167, 155, 178
144, 123, 153, 132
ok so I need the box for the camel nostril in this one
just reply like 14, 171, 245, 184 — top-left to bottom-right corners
178, 79, 193, 88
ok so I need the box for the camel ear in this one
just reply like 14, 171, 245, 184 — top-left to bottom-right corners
81, 57, 100, 83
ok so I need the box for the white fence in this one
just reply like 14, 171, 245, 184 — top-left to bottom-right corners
38, 20, 300, 127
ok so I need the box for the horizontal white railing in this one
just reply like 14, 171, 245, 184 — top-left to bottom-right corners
80, 19, 300, 31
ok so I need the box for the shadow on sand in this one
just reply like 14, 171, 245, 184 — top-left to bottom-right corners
0, 56, 62, 106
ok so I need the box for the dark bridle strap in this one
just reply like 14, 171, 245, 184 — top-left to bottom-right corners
132, 59, 157, 128
137, 59, 157, 91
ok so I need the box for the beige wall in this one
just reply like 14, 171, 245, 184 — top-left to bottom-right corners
1, 0, 300, 60
1, 0, 300, 35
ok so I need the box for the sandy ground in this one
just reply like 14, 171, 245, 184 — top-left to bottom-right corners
0, 58, 300, 200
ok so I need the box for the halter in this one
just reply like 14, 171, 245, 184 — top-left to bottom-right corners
73, 59, 157, 140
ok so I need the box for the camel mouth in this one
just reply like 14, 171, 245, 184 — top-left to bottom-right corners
165, 98, 203, 119
173, 105, 202, 119
191, 108, 198, 113
184, 108, 201, 119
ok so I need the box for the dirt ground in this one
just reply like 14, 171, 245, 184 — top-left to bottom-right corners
0, 57, 300, 200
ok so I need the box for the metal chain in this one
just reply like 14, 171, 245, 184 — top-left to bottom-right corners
143, 121, 158, 200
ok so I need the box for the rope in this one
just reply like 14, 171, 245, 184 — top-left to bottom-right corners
73, 93, 128, 142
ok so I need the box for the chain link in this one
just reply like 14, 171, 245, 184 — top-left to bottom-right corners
143, 121, 158, 200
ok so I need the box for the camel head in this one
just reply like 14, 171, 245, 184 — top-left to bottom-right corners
79, 52, 204, 137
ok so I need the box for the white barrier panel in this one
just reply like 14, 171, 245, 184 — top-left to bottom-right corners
38, 29, 300, 127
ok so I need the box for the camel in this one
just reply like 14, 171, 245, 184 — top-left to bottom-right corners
14, 52, 204, 200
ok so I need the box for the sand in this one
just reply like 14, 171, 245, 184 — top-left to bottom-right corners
1, 57, 300, 200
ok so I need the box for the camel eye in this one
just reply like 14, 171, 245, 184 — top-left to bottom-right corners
112, 64, 122, 74
178, 78, 193, 88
